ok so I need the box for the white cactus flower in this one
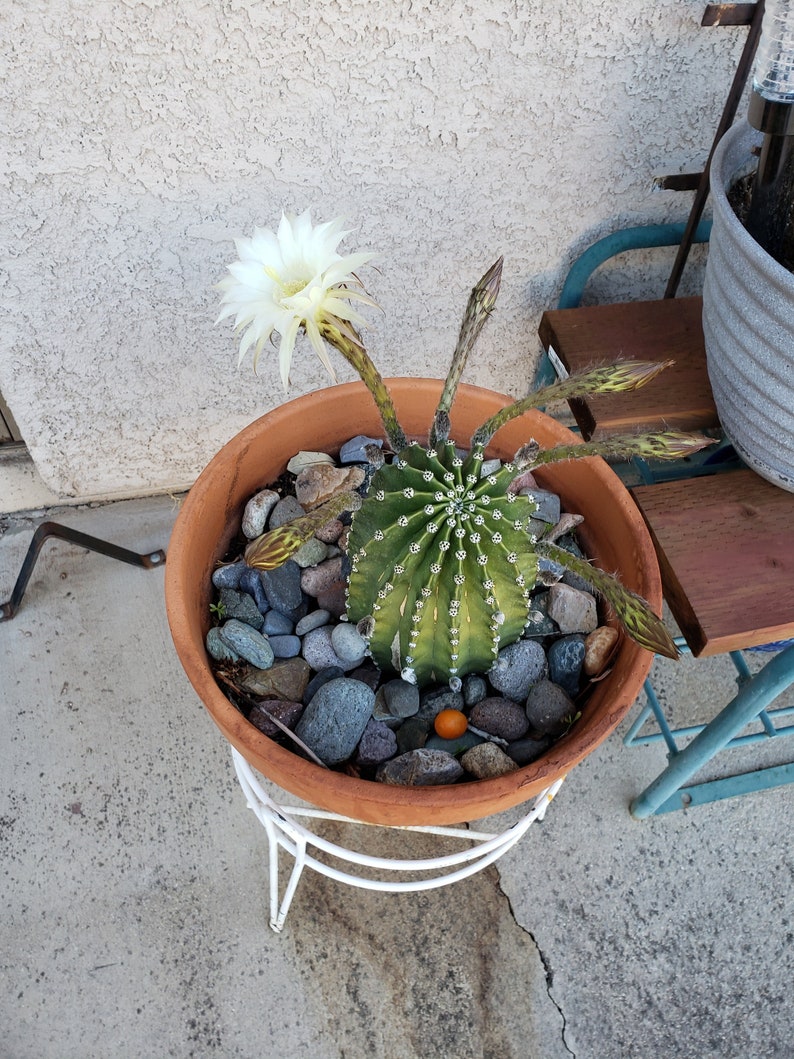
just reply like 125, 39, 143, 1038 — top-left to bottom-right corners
217, 209, 376, 388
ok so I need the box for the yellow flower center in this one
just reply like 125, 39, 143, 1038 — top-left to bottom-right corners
263, 265, 309, 299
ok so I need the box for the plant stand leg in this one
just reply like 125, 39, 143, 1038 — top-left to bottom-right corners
1, 521, 166, 621
231, 748, 563, 933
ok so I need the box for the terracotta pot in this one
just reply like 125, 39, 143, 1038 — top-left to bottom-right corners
165, 379, 661, 825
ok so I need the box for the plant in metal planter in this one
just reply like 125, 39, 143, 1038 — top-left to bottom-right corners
702, 0, 794, 492
218, 210, 710, 689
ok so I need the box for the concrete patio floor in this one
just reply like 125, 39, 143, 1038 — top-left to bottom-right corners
2, 495, 793, 1059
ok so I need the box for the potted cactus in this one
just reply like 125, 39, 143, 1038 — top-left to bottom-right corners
165, 211, 708, 825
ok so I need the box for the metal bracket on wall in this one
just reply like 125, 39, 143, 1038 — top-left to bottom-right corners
0, 521, 166, 621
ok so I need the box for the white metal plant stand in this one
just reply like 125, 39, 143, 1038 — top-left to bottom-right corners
232, 748, 564, 932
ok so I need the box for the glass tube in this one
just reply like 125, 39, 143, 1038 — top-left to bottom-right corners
753, 0, 794, 102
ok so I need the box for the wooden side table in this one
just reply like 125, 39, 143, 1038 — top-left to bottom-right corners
538, 299, 794, 814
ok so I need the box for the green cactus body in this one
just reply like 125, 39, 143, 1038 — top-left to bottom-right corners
345, 440, 540, 686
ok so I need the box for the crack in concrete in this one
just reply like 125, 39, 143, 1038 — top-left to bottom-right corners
496, 876, 576, 1058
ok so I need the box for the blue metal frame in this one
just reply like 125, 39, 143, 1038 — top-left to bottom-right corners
627, 644, 794, 816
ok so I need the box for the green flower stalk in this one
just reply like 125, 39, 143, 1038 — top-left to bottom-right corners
223, 215, 712, 689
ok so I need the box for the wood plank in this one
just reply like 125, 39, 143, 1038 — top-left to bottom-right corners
538, 298, 719, 440
701, 4, 757, 28
632, 471, 794, 656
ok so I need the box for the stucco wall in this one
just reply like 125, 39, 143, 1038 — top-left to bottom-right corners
1, 0, 745, 499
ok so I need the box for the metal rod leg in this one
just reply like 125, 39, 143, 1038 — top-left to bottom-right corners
631, 644, 794, 818
1, 521, 166, 621
272, 836, 308, 933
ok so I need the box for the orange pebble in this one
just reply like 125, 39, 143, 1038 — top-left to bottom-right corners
434, 708, 468, 740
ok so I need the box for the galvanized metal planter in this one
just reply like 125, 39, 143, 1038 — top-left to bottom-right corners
702, 120, 794, 492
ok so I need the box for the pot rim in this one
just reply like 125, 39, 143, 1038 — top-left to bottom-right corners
710, 120, 794, 292
165, 378, 660, 825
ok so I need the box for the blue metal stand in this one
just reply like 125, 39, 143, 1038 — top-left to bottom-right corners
627, 643, 794, 817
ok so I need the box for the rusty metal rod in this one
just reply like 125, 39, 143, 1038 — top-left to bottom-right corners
0, 521, 166, 621
665, 0, 766, 297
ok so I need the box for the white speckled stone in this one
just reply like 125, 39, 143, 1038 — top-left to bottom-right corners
241, 489, 279, 539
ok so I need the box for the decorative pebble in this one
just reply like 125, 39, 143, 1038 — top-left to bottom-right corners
260, 560, 307, 621
356, 718, 398, 766
376, 749, 465, 787
240, 657, 311, 702
218, 587, 265, 630
218, 619, 274, 669
330, 622, 368, 664
527, 517, 551, 542
562, 568, 593, 595
417, 687, 465, 721
381, 678, 421, 719
489, 640, 548, 701
249, 699, 304, 738
347, 660, 381, 691
548, 583, 598, 634
239, 567, 270, 614
479, 458, 501, 477
523, 592, 557, 637
295, 464, 365, 510
525, 679, 576, 735
241, 489, 280, 539
300, 556, 345, 597
314, 518, 345, 544
291, 537, 329, 569
460, 742, 519, 779
302, 665, 345, 705
206, 626, 240, 662
584, 625, 619, 676
212, 562, 245, 589
545, 512, 586, 543
262, 610, 294, 636
469, 697, 530, 741
425, 730, 484, 754
316, 581, 348, 618
526, 488, 560, 524
547, 635, 586, 698
295, 609, 331, 636
372, 694, 403, 729
396, 716, 433, 753
301, 626, 361, 672
506, 735, 554, 767
339, 435, 383, 464
463, 673, 488, 708
268, 495, 305, 529
286, 450, 334, 474
269, 634, 302, 659
295, 677, 375, 765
